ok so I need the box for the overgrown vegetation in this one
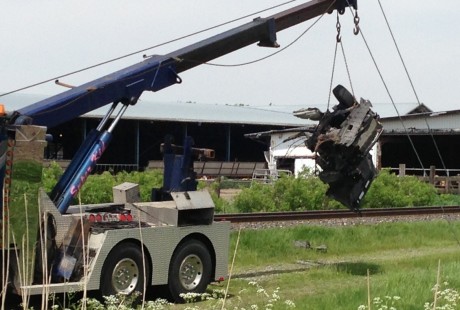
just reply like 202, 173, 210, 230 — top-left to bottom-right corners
362, 169, 438, 208
42, 162, 163, 204
230, 168, 454, 212
226, 221, 460, 310
16, 220, 460, 309
6, 163, 460, 309
40, 164, 460, 213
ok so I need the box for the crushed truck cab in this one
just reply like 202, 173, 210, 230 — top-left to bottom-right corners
295, 85, 383, 210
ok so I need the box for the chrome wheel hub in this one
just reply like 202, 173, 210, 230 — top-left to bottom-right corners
179, 254, 203, 290
111, 258, 139, 294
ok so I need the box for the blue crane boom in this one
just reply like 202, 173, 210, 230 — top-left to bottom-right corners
1, 0, 358, 214
13, 0, 355, 127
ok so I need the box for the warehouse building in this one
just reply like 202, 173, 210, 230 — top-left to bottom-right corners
4, 94, 304, 173
5, 93, 460, 176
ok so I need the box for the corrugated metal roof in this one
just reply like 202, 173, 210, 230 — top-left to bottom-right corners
89, 101, 309, 126
1, 93, 449, 130
371, 102, 431, 118
382, 110, 460, 133
0, 93, 307, 126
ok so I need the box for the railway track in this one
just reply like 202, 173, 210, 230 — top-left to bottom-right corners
214, 206, 460, 223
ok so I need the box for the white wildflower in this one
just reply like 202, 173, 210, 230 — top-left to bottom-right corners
284, 299, 296, 308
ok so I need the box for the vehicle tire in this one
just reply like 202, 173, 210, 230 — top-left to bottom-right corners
333, 84, 355, 108
100, 242, 149, 298
168, 239, 212, 302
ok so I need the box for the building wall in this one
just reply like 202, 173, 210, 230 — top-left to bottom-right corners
46, 118, 279, 169
45, 115, 460, 175
268, 131, 315, 176
380, 134, 460, 173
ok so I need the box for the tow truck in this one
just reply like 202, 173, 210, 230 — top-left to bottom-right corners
0, 0, 372, 303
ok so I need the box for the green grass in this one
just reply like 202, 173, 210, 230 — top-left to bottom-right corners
45, 220, 458, 310
7, 203, 460, 309
210, 220, 460, 310
229, 221, 460, 268
6, 165, 460, 309
7, 161, 42, 257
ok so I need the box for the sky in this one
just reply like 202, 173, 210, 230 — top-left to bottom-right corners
1, 0, 459, 114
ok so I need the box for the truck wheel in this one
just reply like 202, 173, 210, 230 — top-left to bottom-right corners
168, 240, 212, 302
100, 242, 149, 297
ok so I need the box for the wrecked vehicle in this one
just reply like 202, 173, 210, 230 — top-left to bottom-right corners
294, 85, 383, 210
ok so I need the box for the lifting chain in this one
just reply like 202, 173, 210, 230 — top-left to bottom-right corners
336, 12, 342, 43
330, 9, 357, 106
353, 10, 360, 35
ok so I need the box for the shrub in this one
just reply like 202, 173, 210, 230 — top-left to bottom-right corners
42, 164, 163, 204
231, 168, 342, 212
231, 168, 442, 212
434, 193, 460, 206
273, 175, 329, 211
40, 164, 442, 211
362, 169, 437, 208
78, 171, 116, 204
232, 182, 276, 212
42, 161, 64, 192
114, 170, 163, 201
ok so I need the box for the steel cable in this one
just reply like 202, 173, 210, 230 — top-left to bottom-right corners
0, 0, 296, 98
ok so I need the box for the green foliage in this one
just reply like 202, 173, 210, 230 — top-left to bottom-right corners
78, 170, 163, 204
42, 164, 163, 204
362, 169, 437, 208
231, 220, 460, 268
225, 221, 460, 309
233, 182, 277, 212
434, 193, 460, 206
274, 174, 331, 211
232, 169, 343, 212
8, 179, 41, 250
43, 161, 64, 192
230, 168, 445, 212
7, 161, 43, 249
357, 296, 401, 310
78, 171, 116, 204
44, 283, 295, 309
203, 178, 248, 213
13, 160, 43, 183
39, 164, 452, 211
423, 282, 460, 310
114, 170, 163, 201
49, 292, 173, 310
208, 190, 232, 213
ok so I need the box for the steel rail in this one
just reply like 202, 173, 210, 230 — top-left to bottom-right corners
214, 206, 460, 223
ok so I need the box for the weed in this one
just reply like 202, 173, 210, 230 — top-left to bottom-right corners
35, 282, 294, 310
358, 295, 401, 310
424, 282, 460, 310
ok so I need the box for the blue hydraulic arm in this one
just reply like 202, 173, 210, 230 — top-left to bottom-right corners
1, 0, 356, 214
49, 103, 128, 213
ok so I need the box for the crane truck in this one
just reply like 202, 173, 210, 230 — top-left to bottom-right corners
0, 0, 378, 303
